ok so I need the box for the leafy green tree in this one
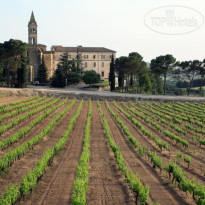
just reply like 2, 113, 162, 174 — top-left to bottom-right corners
37, 56, 48, 84
82, 70, 100, 85
58, 53, 74, 75
128, 52, 148, 93
0, 62, 4, 81
0, 39, 27, 86
139, 71, 152, 93
199, 60, 205, 94
50, 66, 66, 87
67, 72, 81, 84
151, 54, 176, 95
109, 54, 115, 91
17, 56, 28, 88
150, 73, 163, 94
178, 60, 200, 95
115, 56, 129, 89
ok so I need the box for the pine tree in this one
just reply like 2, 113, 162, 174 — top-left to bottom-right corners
109, 54, 115, 91
37, 56, 48, 84
50, 66, 66, 87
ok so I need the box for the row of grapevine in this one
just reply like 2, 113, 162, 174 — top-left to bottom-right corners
0, 97, 37, 110
0, 99, 75, 172
138, 103, 187, 135
0, 97, 42, 114
153, 103, 205, 129
0, 100, 83, 205
72, 100, 92, 204
0, 94, 8, 98
127, 102, 189, 149
171, 103, 205, 122
0, 97, 57, 135
97, 101, 150, 204
0, 97, 53, 122
106, 102, 165, 174
112, 102, 169, 151
164, 130, 189, 148
105, 101, 139, 148
139, 102, 205, 138
0, 98, 67, 150
164, 162, 205, 205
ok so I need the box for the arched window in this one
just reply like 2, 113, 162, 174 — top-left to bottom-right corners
32, 38, 36, 44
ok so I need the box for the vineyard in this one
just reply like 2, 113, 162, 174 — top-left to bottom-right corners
0, 96, 204, 205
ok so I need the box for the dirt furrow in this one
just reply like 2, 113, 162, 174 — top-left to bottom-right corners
0, 101, 79, 199
0, 100, 73, 157
17, 101, 88, 205
116, 103, 205, 183
103, 102, 195, 205
86, 102, 136, 205
0, 97, 27, 105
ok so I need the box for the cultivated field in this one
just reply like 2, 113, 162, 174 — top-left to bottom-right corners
0, 96, 204, 205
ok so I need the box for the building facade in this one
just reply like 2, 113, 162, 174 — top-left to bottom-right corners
27, 12, 116, 81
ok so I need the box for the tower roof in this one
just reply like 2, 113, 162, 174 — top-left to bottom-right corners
28, 11, 37, 26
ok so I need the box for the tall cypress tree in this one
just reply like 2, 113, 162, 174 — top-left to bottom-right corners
17, 56, 27, 88
109, 54, 115, 92
37, 56, 48, 83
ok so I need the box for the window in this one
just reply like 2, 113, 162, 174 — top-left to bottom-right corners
93, 55, 96, 59
101, 71, 104, 77
85, 62, 87, 68
101, 55, 105, 59
101, 62, 104, 67
32, 38, 35, 45
32, 28, 35, 32
110, 55, 112, 59
84, 55, 89, 59
76, 54, 82, 59
93, 62, 96, 67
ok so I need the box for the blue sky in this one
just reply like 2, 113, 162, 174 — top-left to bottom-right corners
0, 0, 205, 62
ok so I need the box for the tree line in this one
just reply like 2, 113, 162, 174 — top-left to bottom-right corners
109, 53, 205, 96
0, 39, 100, 88
1, 39, 205, 96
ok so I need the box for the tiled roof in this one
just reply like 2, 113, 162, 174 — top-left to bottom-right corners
51, 46, 116, 53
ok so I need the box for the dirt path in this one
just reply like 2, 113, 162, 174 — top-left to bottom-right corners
17, 101, 88, 205
86, 102, 136, 205
0, 101, 79, 199
102, 102, 195, 205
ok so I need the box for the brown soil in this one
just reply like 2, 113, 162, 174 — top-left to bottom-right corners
104, 102, 195, 205
17, 101, 88, 205
0, 96, 28, 105
0, 97, 47, 125
0, 98, 60, 149
86, 102, 135, 205
0, 100, 72, 157
0, 100, 79, 199
0, 98, 204, 205
122, 102, 205, 183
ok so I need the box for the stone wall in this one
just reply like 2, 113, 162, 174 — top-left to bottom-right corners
1, 88, 205, 102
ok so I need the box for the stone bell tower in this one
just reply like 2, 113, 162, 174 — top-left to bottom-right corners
27, 11, 46, 81
28, 11, 37, 45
